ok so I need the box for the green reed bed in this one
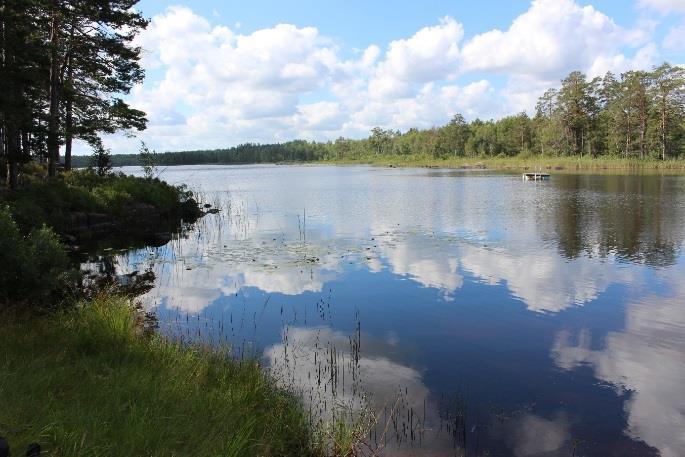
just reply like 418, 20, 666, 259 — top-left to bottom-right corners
318, 154, 685, 173
0, 295, 315, 457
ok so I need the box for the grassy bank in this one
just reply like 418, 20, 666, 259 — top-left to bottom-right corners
316, 154, 685, 173
0, 295, 315, 457
0, 169, 329, 456
0, 166, 196, 237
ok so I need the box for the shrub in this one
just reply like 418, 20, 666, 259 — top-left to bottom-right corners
0, 207, 73, 307
1, 165, 191, 237
91, 186, 133, 213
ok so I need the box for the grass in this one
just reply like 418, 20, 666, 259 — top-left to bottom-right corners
0, 295, 316, 457
1, 166, 191, 235
315, 153, 685, 174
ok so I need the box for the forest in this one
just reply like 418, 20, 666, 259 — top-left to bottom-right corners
0, 0, 147, 188
69, 65, 685, 168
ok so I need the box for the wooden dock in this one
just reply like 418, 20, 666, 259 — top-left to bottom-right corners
523, 172, 550, 181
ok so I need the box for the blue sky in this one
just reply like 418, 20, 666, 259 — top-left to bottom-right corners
89, 0, 685, 154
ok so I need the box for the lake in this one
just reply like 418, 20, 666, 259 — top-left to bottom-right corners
92, 164, 685, 457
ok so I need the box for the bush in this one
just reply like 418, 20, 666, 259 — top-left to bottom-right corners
91, 186, 133, 213
1, 167, 190, 234
63, 170, 187, 213
0, 206, 73, 307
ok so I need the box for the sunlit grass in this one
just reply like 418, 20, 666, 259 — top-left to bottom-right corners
0, 295, 315, 457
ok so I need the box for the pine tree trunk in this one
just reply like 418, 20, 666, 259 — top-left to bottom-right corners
7, 127, 20, 189
21, 130, 30, 161
0, 126, 6, 184
64, 64, 73, 170
661, 100, 667, 161
47, 4, 61, 178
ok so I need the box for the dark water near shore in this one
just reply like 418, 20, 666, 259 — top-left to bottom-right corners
91, 164, 685, 457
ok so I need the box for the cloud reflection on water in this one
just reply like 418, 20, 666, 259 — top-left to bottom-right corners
551, 268, 685, 457
95, 166, 685, 455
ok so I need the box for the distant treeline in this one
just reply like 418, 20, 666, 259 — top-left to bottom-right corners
71, 141, 326, 168
75, 65, 685, 168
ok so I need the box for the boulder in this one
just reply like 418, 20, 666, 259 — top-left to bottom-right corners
181, 198, 204, 221
87, 213, 111, 226
0, 436, 8, 457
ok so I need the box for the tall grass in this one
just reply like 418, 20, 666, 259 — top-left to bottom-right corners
0, 295, 315, 457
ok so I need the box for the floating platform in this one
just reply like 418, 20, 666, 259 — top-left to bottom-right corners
523, 172, 550, 181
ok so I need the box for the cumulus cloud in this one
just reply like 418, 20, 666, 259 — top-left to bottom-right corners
88, 1, 679, 165
368, 17, 463, 100
461, 0, 648, 77
639, 0, 685, 14
664, 23, 685, 50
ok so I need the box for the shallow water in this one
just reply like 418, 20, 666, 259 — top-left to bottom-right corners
97, 164, 685, 456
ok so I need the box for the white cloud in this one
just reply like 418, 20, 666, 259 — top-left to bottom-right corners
639, 0, 685, 14
586, 42, 661, 77
86, 1, 677, 154
461, 0, 650, 78
664, 23, 685, 50
368, 17, 463, 100
295, 101, 346, 132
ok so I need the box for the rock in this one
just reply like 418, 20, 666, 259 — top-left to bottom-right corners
61, 233, 78, 244
129, 202, 157, 216
26, 443, 41, 457
145, 232, 172, 247
155, 232, 172, 244
67, 211, 88, 228
87, 213, 111, 226
0, 436, 9, 457
181, 198, 204, 221
206, 208, 220, 214
203, 203, 212, 208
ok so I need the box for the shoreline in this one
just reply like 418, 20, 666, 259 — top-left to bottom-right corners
105, 156, 685, 175
313, 155, 685, 174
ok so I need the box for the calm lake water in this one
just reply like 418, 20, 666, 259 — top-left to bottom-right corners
94, 165, 685, 457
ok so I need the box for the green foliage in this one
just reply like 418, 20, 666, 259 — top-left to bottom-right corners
1, 169, 189, 235
91, 186, 133, 213
0, 207, 72, 306
138, 141, 158, 179
0, 295, 315, 456
89, 144, 114, 177
0, 0, 148, 180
